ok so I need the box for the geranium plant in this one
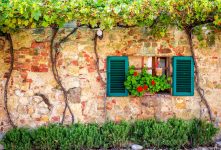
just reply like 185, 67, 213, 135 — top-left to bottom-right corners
124, 66, 171, 97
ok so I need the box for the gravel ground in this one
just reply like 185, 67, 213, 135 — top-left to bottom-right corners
0, 144, 220, 150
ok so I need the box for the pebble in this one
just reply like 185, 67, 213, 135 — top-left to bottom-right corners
0, 144, 3, 150
216, 141, 221, 148
0, 133, 4, 150
0, 133, 3, 140
131, 144, 143, 150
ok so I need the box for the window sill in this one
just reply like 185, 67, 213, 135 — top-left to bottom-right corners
143, 93, 171, 97
128, 93, 171, 98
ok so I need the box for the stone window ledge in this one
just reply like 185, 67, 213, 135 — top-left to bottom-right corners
143, 93, 171, 98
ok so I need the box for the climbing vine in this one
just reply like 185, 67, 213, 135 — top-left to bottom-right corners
162, 0, 220, 122
50, 26, 77, 124
3, 33, 16, 128
93, 32, 107, 121
186, 28, 213, 122
0, 0, 221, 127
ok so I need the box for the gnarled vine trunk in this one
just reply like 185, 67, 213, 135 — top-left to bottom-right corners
185, 29, 213, 123
50, 27, 74, 124
93, 33, 107, 121
4, 33, 16, 128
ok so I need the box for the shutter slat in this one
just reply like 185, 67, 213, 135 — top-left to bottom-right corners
172, 56, 194, 96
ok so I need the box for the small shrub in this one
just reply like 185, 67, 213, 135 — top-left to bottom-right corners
130, 119, 156, 146
131, 118, 189, 149
101, 121, 130, 148
60, 123, 87, 150
188, 119, 219, 147
1, 127, 32, 150
31, 124, 65, 150
152, 118, 189, 148
60, 123, 102, 150
84, 123, 102, 149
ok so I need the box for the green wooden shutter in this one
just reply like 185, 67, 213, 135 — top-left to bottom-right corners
107, 56, 129, 97
172, 56, 194, 96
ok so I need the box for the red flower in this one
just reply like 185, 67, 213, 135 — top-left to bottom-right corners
137, 86, 143, 92
151, 80, 156, 86
134, 72, 138, 76
143, 85, 148, 90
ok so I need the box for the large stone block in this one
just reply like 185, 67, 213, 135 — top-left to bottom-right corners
67, 87, 81, 103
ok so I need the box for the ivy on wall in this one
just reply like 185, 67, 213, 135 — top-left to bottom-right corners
1, 0, 221, 127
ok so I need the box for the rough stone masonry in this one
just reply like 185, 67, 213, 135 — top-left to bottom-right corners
0, 27, 221, 132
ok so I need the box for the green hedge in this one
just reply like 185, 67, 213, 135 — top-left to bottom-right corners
0, 118, 219, 150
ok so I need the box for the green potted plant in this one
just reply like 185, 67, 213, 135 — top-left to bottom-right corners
124, 66, 171, 97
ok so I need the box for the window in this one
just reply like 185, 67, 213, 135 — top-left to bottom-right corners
172, 56, 194, 96
145, 57, 171, 77
107, 56, 129, 97
106, 56, 194, 97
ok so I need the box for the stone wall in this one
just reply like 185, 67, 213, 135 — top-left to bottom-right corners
0, 27, 221, 132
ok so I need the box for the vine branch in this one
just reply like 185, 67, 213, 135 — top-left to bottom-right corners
34, 93, 52, 111
93, 32, 107, 121
93, 33, 105, 85
117, 23, 136, 28
185, 28, 213, 123
56, 27, 78, 48
50, 27, 75, 124
4, 33, 16, 128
